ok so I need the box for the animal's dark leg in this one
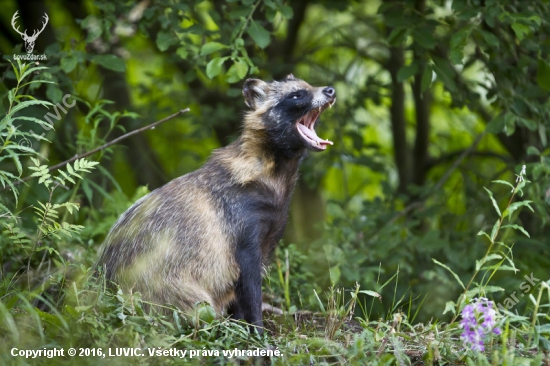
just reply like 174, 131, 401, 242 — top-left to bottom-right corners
234, 243, 264, 334
227, 300, 244, 320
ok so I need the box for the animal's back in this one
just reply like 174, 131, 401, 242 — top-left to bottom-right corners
97, 159, 239, 313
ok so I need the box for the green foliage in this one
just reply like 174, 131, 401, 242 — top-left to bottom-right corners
0, 60, 54, 211
1, 0, 549, 364
0, 57, 107, 291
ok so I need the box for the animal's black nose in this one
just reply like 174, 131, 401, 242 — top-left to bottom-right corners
323, 86, 335, 98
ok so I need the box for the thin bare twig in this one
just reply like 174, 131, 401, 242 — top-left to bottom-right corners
48, 108, 190, 172
5, 108, 190, 190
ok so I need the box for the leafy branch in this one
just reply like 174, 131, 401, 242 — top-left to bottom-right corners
0, 60, 54, 210
19, 157, 101, 285
437, 165, 534, 322
5, 108, 190, 190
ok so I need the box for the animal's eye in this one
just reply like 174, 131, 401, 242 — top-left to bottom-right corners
290, 93, 302, 100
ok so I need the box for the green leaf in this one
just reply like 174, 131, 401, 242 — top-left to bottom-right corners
7, 89, 15, 106
526, 146, 540, 156
477, 230, 490, 241
313, 289, 326, 314
518, 118, 537, 131
81, 15, 102, 42
450, 28, 469, 50
465, 286, 505, 297
483, 187, 501, 217
200, 42, 228, 56
46, 84, 63, 103
9, 100, 53, 115
266, 7, 276, 22
450, 48, 464, 65
490, 219, 500, 242
20, 66, 49, 82
412, 28, 435, 49
501, 224, 530, 238
432, 259, 465, 289
156, 30, 178, 51
225, 60, 248, 83
449, 28, 470, 64
9, 60, 20, 81
432, 57, 457, 92
387, 27, 407, 45
504, 112, 516, 136
247, 20, 271, 49
176, 47, 188, 59
196, 303, 216, 324
75, 305, 93, 313
277, 4, 293, 18
205, 57, 227, 79
358, 290, 382, 300
59, 170, 75, 184
511, 23, 530, 41
528, 15, 542, 26
479, 30, 499, 47
6, 149, 22, 175
12, 116, 53, 130
397, 60, 419, 82
475, 253, 502, 271
486, 114, 506, 134
60, 55, 78, 73
92, 55, 125, 72
491, 180, 515, 190
421, 64, 433, 92
443, 301, 456, 315
66, 161, 75, 176
502, 200, 534, 219
536, 58, 550, 91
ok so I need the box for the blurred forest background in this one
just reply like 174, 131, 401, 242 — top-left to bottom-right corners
0, 0, 549, 333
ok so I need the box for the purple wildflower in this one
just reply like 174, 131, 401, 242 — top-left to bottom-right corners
459, 297, 501, 352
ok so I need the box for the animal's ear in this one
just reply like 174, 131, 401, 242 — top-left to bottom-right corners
283, 73, 296, 81
242, 79, 268, 108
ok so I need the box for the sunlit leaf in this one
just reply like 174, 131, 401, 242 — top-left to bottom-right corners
206, 57, 227, 79
432, 259, 465, 289
247, 20, 270, 49
200, 42, 228, 56
225, 60, 248, 83
92, 55, 125, 72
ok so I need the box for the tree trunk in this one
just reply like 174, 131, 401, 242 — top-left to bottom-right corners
412, 65, 431, 187
386, 45, 410, 194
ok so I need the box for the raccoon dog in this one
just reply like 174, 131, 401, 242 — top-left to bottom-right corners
96, 74, 336, 332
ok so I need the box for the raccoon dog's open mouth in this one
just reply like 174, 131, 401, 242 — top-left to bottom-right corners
296, 102, 334, 151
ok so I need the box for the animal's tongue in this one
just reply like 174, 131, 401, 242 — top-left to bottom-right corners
297, 123, 333, 147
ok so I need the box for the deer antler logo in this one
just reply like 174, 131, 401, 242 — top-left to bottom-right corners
11, 11, 49, 54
